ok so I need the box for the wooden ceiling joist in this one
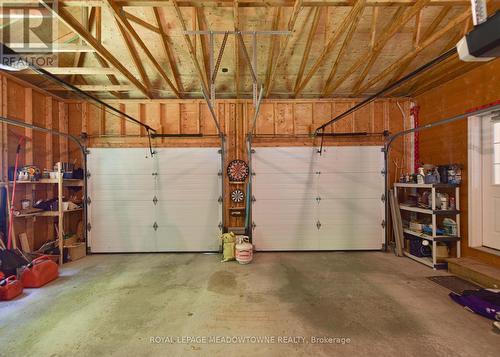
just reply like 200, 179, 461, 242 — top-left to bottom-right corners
294, 0, 366, 97
39, 67, 119, 75
47, 84, 135, 91
264, 7, 282, 97
293, 7, 320, 95
264, 0, 303, 97
103, 0, 181, 98
40, 0, 151, 98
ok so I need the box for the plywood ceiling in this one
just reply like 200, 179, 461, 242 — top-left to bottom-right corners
2, 0, 494, 99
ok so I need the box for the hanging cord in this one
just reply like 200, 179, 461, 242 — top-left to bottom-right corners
318, 128, 325, 155
147, 129, 155, 157
7, 136, 25, 249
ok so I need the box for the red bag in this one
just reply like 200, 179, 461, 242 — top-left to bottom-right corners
21, 255, 59, 288
0, 271, 4, 280
0, 275, 23, 301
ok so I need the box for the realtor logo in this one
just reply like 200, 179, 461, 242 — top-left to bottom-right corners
0, 1, 59, 69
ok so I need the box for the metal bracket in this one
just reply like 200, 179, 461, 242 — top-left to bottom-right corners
218, 196, 223, 203
153, 222, 158, 231
251, 149, 256, 154
316, 196, 321, 203
315, 171, 321, 175
218, 222, 223, 230
218, 149, 222, 154
316, 221, 322, 230
252, 221, 256, 230
251, 195, 256, 202
87, 223, 91, 231
218, 170, 222, 177
381, 169, 386, 176
152, 172, 158, 176
84, 148, 91, 155
86, 197, 91, 205
86, 171, 91, 178
153, 196, 158, 205
381, 220, 386, 229
381, 193, 386, 202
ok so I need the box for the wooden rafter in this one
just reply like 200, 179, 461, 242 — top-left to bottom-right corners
294, 0, 365, 97
153, 7, 183, 93
103, 0, 181, 98
320, 7, 363, 97
196, 8, 211, 88
412, 8, 423, 48
170, 0, 210, 96
293, 7, 320, 94
40, 0, 151, 98
325, 0, 431, 96
355, 8, 471, 94
47, 84, 135, 91
115, 19, 153, 97
264, 0, 303, 96
38, 67, 119, 75
264, 7, 282, 96
369, 6, 379, 49
350, 0, 430, 95
124, 10, 161, 33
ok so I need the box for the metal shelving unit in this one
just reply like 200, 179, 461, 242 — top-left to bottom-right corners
394, 182, 461, 269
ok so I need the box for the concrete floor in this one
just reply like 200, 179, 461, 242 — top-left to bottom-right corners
1, 252, 499, 356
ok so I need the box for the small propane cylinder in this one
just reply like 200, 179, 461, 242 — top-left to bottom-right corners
235, 236, 253, 264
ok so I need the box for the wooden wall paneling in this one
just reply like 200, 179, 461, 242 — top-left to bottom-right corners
24, 88, 34, 250
373, 101, 385, 134
46, 97, 55, 246
124, 103, 141, 136
58, 102, 69, 163
164, 103, 181, 134
331, 101, 351, 133
180, 103, 200, 134
52, 100, 60, 160
68, 103, 83, 167
200, 102, 217, 135
294, 103, 313, 135
275, 102, 294, 135
255, 102, 274, 135
353, 101, 371, 132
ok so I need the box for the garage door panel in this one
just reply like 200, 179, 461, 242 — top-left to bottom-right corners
155, 148, 220, 174
318, 199, 382, 224
318, 224, 383, 250
252, 146, 384, 251
318, 146, 383, 172
156, 200, 220, 226
89, 148, 154, 174
155, 175, 220, 200
155, 226, 219, 251
90, 175, 155, 201
253, 226, 319, 250
253, 147, 318, 174
317, 173, 382, 198
90, 225, 157, 252
253, 200, 317, 225
253, 173, 317, 199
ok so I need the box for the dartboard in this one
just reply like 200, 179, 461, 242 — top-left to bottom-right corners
227, 160, 249, 182
231, 189, 245, 203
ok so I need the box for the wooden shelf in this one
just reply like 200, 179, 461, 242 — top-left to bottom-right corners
229, 181, 245, 185
403, 251, 447, 269
403, 229, 460, 242
14, 208, 83, 218
9, 179, 83, 187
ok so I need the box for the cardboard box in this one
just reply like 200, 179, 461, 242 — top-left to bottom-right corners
65, 242, 86, 261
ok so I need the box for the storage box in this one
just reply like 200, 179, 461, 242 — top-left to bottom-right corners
65, 243, 86, 261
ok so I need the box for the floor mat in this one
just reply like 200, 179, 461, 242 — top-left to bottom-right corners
427, 275, 481, 294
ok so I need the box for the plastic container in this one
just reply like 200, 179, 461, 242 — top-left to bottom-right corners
235, 236, 253, 264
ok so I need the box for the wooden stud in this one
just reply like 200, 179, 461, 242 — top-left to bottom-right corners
369, 6, 379, 49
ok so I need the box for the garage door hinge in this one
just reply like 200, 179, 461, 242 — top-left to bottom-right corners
218, 170, 222, 176
153, 196, 158, 205
381, 220, 386, 229
153, 222, 158, 231
218, 196, 223, 203
152, 172, 158, 176
87, 223, 91, 231
251, 149, 255, 154
86, 197, 91, 205
381, 169, 386, 176
316, 220, 322, 230
218, 149, 222, 154
218, 222, 223, 230
252, 222, 256, 230
316, 196, 321, 203
86, 171, 91, 178
251, 195, 256, 202
315, 171, 321, 175
381, 193, 385, 202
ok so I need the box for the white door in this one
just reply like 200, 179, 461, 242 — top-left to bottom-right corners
88, 148, 222, 252
252, 146, 384, 250
481, 118, 500, 250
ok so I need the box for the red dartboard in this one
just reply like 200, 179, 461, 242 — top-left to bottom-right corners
227, 160, 249, 182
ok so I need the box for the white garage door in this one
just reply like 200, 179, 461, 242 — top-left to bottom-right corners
88, 148, 222, 252
252, 146, 384, 250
